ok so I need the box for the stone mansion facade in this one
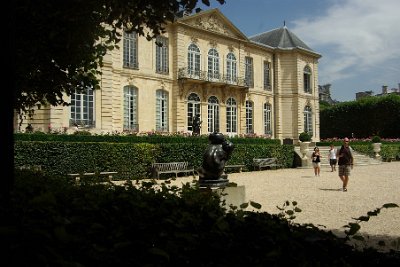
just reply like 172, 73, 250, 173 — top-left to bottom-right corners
15, 8, 321, 142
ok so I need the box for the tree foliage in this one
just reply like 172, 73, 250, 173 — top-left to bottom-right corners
15, 0, 225, 115
320, 95, 400, 139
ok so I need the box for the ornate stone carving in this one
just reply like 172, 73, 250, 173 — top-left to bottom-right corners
195, 15, 234, 37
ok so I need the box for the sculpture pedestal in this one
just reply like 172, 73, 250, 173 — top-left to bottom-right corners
200, 185, 246, 208
199, 174, 229, 188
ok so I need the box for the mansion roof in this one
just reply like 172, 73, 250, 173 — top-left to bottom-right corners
249, 26, 314, 52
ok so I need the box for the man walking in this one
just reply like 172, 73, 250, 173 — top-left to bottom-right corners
337, 137, 354, 192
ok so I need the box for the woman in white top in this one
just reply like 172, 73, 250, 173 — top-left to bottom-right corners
328, 144, 337, 172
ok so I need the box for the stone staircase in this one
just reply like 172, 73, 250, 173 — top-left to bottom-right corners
294, 145, 382, 168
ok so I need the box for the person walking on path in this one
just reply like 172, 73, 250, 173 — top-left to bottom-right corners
312, 147, 321, 176
328, 144, 337, 172
337, 137, 354, 192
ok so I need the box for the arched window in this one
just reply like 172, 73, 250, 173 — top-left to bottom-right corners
304, 66, 312, 93
123, 86, 138, 131
304, 105, 313, 134
123, 30, 138, 68
263, 103, 272, 134
188, 44, 201, 77
226, 52, 237, 83
70, 88, 95, 127
208, 96, 219, 133
187, 93, 201, 131
156, 90, 169, 132
246, 101, 254, 134
208, 48, 220, 80
226, 97, 237, 134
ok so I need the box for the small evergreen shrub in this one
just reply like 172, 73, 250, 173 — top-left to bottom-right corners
299, 132, 311, 142
371, 135, 381, 143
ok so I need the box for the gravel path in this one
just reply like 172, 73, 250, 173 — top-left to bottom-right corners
165, 161, 400, 251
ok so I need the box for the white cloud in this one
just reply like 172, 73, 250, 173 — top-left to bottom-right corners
292, 0, 400, 83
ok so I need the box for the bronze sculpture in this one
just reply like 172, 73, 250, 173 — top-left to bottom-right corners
198, 132, 234, 187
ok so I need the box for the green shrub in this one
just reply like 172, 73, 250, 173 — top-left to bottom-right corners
299, 132, 311, 142
4, 170, 399, 266
371, 135, 381, 143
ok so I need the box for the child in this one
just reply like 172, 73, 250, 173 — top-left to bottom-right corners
312, 147, 321, 176
328, 144, 337, 172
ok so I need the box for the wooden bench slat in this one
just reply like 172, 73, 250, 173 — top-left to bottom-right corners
253, 158, 283, 170
152, 162, 195, 179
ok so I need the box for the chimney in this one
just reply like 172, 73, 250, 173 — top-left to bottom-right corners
382, 85, 388, 94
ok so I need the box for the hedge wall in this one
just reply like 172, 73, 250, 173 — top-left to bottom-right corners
14, 140, 294, 179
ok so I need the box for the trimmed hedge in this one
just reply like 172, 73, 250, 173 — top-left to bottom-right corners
14, 140, 294, 179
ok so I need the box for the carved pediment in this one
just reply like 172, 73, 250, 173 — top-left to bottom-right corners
180, 9, 248, 40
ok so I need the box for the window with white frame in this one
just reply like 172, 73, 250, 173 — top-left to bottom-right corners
304, 66, 312, 93
156, 89, 169, 132
208, 96, 219, 133
156, 36, 168, 74
246, 100, 254, 134
187, 93, 201, 131
70, 88, 95, 127
123, 86, 138, 131
263, 103, 272, 134
304, 105, 313, 134
226, 97, 237, 134
264, 61, 271, 90
245, 57, 254, 87
188, 44, 201, 77
207, 48, 220, 80
226, 52, 237, 83
123, 30, 138, 68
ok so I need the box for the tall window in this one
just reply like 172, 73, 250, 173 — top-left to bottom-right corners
304, 106, 313, 134
226, 52, 237, 83
226, 97, 237, 134
245, 57, 254, 87
156, 36, 169, 74
246, 101, 254, 134
188, 44, 201, 77
123, 86, 138, 131
208, 96, 219, 133
264, 61, 271, 90
304, 66, 312, 93
187, 93, 201, 131
207, 48, 220, 80
123, 30, 138, 68
70, 88, 94, 127
156, 90, 168, 132
263, 103, 272, 134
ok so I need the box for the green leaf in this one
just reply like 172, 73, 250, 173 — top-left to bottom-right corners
250, 201, 262, 209
382, 203, 399, 208
240, 202, 249, 209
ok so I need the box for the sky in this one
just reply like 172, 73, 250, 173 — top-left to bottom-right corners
197, 0, 400, 101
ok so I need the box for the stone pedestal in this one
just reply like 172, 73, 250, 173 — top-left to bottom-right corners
372, 143, 382, 158
200, 185, 246, 208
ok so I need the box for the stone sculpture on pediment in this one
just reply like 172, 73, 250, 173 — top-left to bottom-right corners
194, 15, 233, 37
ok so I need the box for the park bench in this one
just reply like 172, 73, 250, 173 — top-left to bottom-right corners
152, 162, 195, 179
252, 158, 283, 171
67, 171, 118, 184
224, 164, 245, 173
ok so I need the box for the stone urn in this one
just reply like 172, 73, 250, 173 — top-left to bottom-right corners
299, 141, 311, 159
372, 142, 382, 158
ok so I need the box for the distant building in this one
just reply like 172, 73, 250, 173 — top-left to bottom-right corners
356, 84, 400, 100
318, 84, 337, 104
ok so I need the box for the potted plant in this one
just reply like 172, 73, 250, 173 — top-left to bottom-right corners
299, 132, 311, 159
371, 135, 382, 158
